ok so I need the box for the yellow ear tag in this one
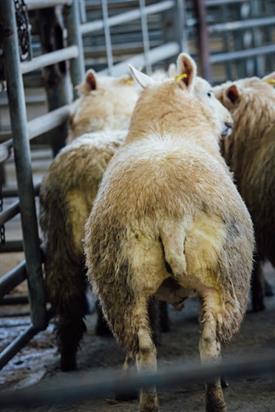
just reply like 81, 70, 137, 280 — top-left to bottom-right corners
175, 73, 188, 83
264, 79, 275, 86
126, 79, 134, 85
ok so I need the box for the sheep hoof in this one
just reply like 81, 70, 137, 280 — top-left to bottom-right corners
140, 406, 159, 412
206, 384, 227, 412
139, 401, 159, 412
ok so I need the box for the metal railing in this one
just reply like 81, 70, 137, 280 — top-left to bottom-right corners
0, 0, 185, 369
1, 350, 275, 408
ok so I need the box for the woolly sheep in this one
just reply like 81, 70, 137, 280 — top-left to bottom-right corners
214, 73, 275, 311
67, 69, 140, 142
84, 53, 254, 412
40, 69, 167, 371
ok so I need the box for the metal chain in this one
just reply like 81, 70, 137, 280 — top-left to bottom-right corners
14, 0, 32, 62
0, 177, 5, 245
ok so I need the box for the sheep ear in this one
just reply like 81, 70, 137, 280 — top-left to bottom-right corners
225, 84, 240, 104
176, 53, 197, 90
76, 69, 97, 95
85, 70, 97, 91
128, 65, 155, 89
262, 71, 275, 86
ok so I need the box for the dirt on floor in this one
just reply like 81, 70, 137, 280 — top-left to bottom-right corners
1, 264, 275, 412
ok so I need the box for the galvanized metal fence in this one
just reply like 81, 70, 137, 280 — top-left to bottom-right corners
0, 0, 185, 370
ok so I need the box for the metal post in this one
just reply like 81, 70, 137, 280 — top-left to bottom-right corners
194, 0, 212, 81
174, 0, 188, 53
160, 0, 187, 69
139, 0, 151, 74
101, 0, 114, 75
37, 6, 72, 156
66, 0, 85, 97
0, 0, 47, 330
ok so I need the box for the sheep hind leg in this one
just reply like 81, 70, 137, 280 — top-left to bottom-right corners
136, 325, 159, 412
115, 354, 138, 401
199, 294, 227, 412
55, 275, 88, 371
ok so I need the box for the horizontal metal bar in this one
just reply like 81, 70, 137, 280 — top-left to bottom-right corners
1, 350, 275, 407
25, 0, 72, 9
81, 1, 174, 34
211, 44, 275, 63
28, 104, 72, 139
4, 105, 72, 150
20, 46, 79, 74
3, 182, 40, 198
0, 201, 20, 225
0, 142, 10, 163
0, 326, 38, 370
100, 42, 180, 76
0, 241, 24, 253
0, 261, 27, 299
206, 0, 247, 5
210, 16, 275, 33
0, 295, 29, 305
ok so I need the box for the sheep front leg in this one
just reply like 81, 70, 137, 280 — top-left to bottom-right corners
199, 298, 226, 412
136, 328, 159, 412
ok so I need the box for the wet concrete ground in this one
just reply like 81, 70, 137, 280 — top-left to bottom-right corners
1, 265, 275, 412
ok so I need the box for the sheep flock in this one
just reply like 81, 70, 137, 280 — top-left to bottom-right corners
39, 52, 275, 412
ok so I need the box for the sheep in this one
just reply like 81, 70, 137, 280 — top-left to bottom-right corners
214, 73, 275, 312
40, 69, 168, 371
40, 69, 140, 371
67, 69, 140, 142
84, 53, 254, 412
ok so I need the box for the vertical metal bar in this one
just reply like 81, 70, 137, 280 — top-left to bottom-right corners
251, 0, 264, 76
139, 0, 151, 74
101, 0, 113, 75
174, 0, 188, 52
38, 6, 71, 156
0, 0, 47, 330
79, 0, 87, 23
221, 3, 233, 80
194, 0, 212, 81
66, 0, 85, 97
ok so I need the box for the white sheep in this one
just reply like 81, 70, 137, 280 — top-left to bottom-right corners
84, 53, 254, 412
214, 73, 275, 311
67, 69, 140, 142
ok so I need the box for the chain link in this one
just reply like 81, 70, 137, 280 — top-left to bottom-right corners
14, 0, 32, 62
0, 178, 5, 245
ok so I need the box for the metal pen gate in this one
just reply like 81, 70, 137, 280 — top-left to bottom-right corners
0, 0, 185, 370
